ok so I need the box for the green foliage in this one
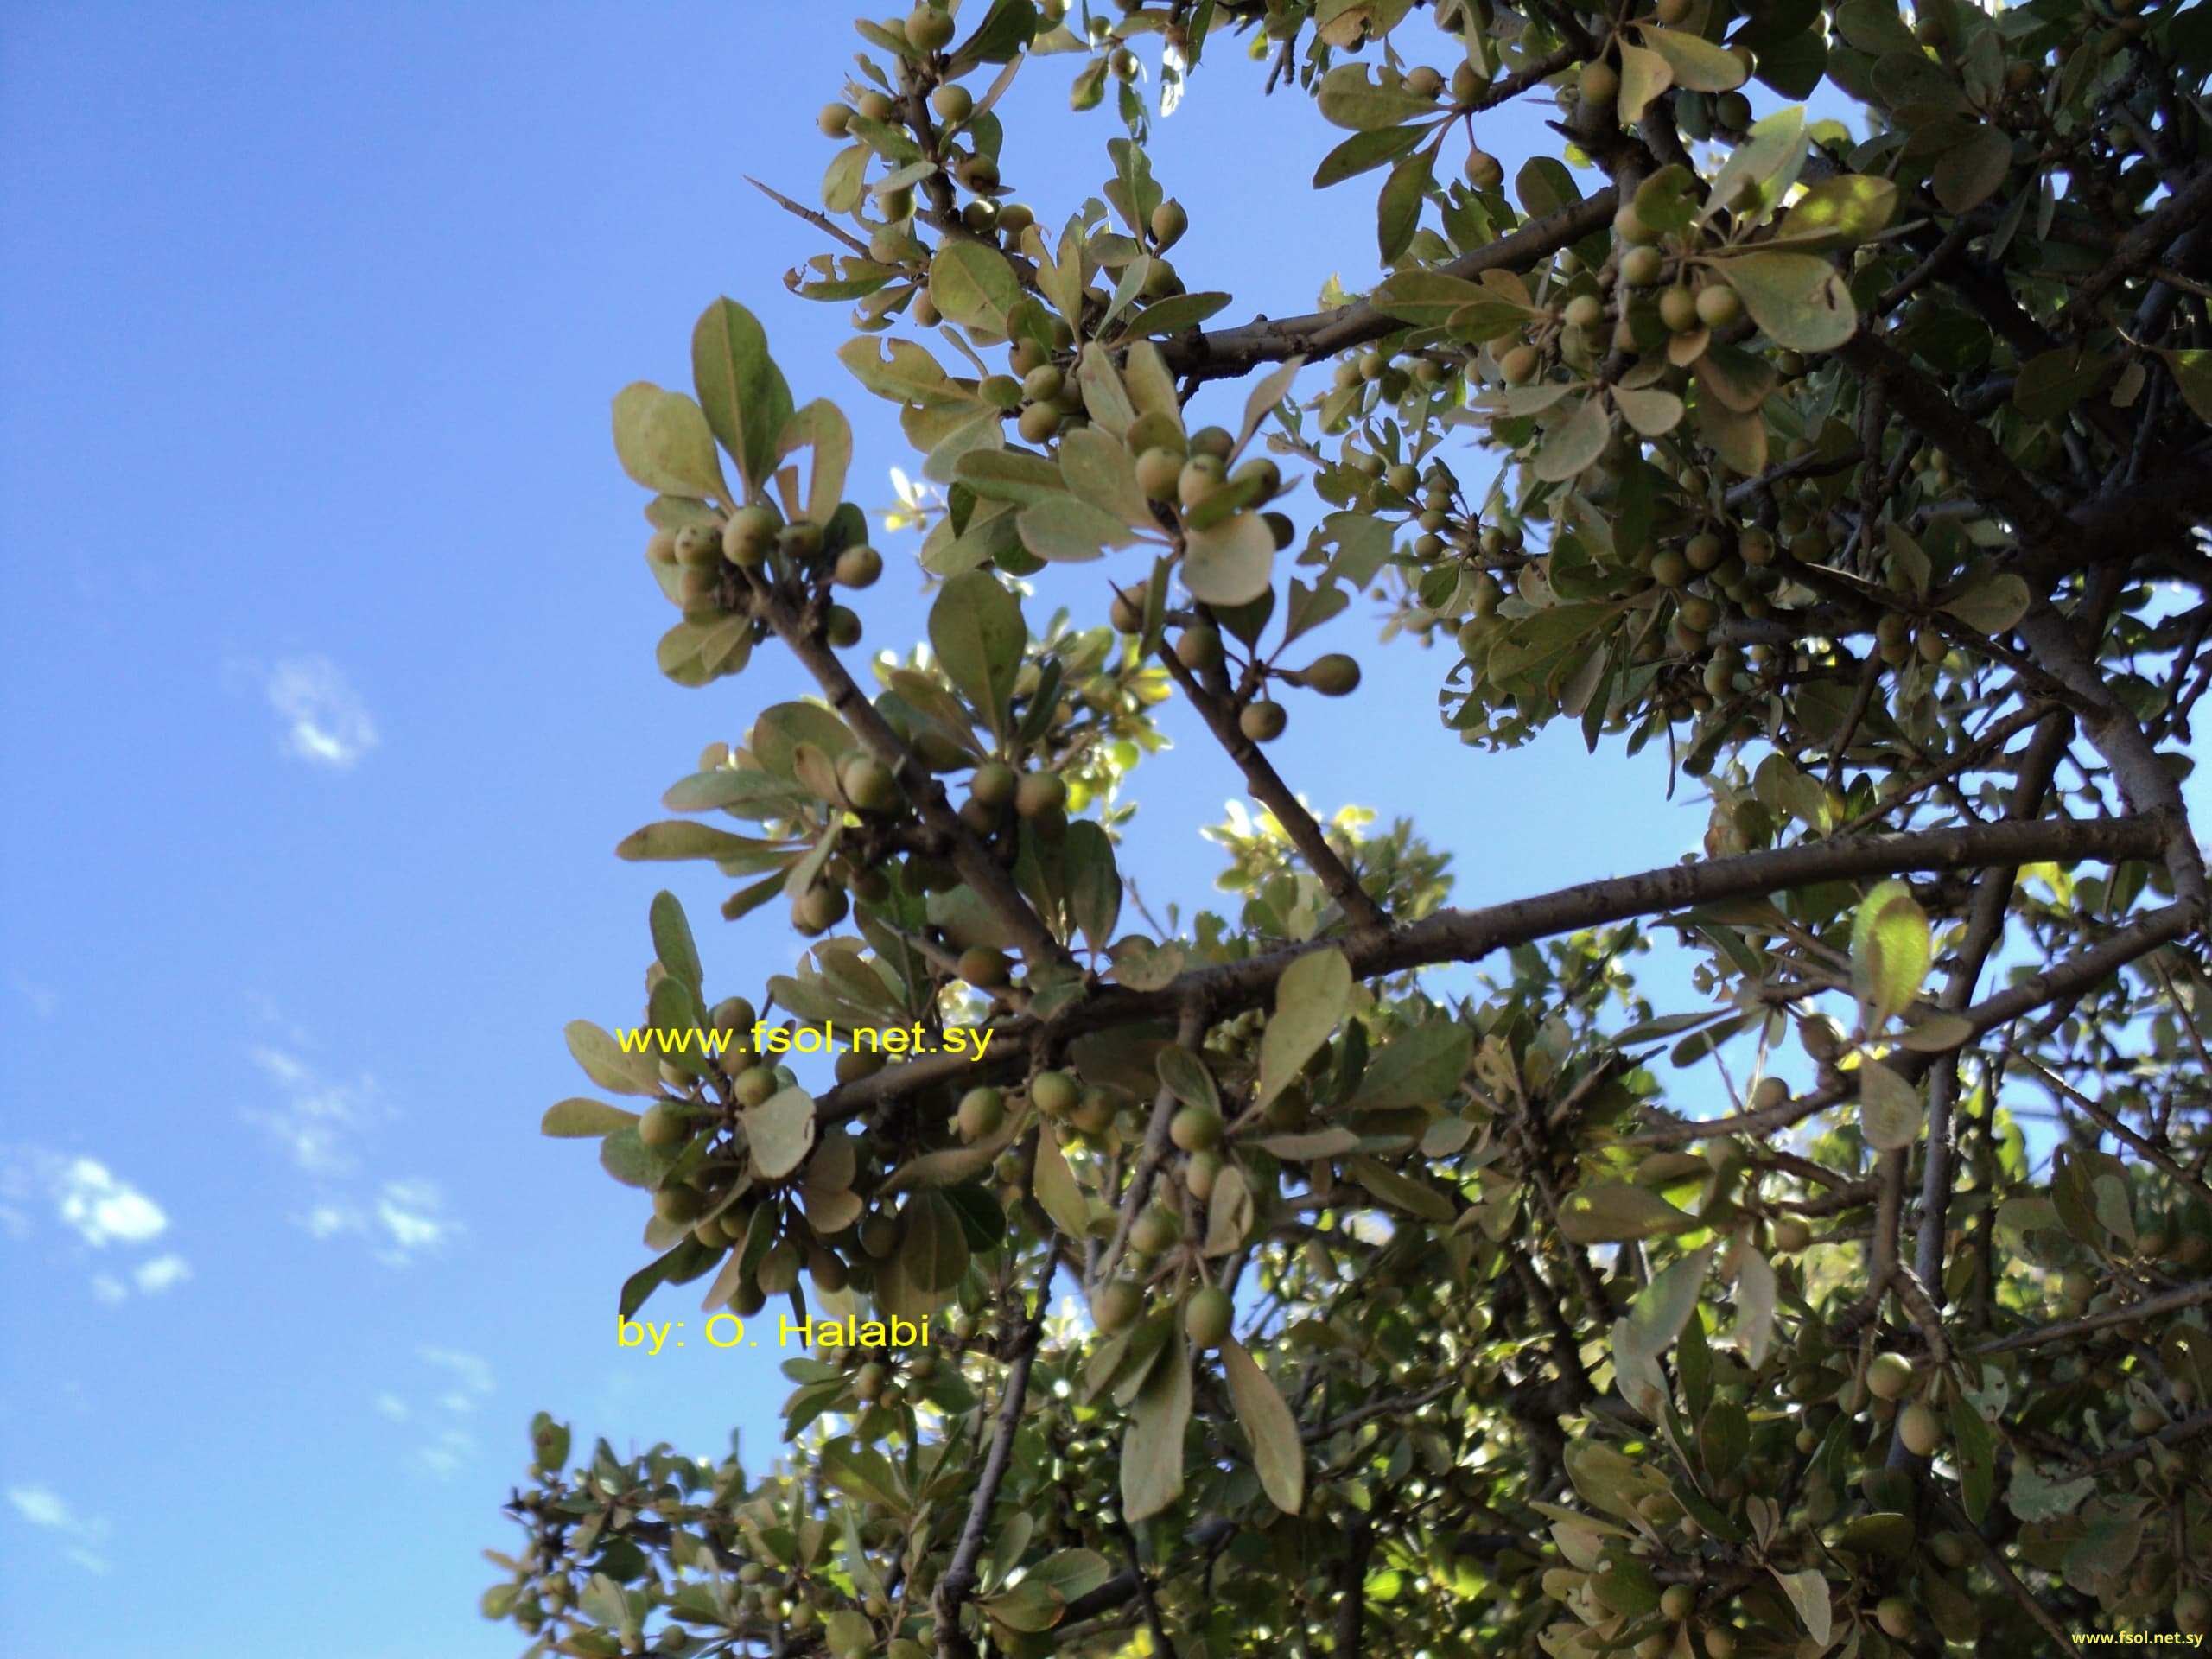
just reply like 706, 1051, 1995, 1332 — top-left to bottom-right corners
491, 3, 2212, 1656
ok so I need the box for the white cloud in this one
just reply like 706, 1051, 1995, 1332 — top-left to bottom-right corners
295, 1179, 458, 1264
376, 1350, 493, 1476
52, 1157, 168, 1248
373, 1393, 410, 1421
420, 1346, 493, 1402
90, 1275, 126, 1305
419, 1428, 478, 1480
266, 656, 378, 771
6, 1484, 111, 1573
133, 1255, 192, 1294
247, 1046, 381, 1174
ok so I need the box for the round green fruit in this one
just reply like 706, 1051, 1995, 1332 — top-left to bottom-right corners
1174, 625, 1224, 671
1695, 283, 1743, 328
931, 83, 972, 123
834, 544, 882, 588
734, 1066, 779, 1108
639, 1103, 688, 1151
1031, 1070, 1080, 1116
1897, 1400, 1944, 1456
1093, 1279, 1142, 1332
906, 5, 955, 50
1866, 1351, 1916, 1401
1240, 702, 1287, 742
1169, 1106, 1224, 1152
1184, 1286, 1234, 1349
1300, 652, 1362, 696
654, 1185, 707, 1224
722, 504, 781, 565
840, 753, 900, 813
957, 946, 1012, 988
1130, 1205, 1180, 1256
970, 760, 1016, 807
1874, 1597, 1913, 1640
1660, 1585, 1694, 1621
1014, 771, 1067, 818
957, 1086, 1006, 1141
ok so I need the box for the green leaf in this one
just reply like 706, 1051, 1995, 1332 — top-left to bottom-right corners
1018, 495, 1136, 563
566, 1020, 663, 1098
1951, 1396, 1997, 1522
1555, 1182, 1699, 1243
1932, 124, 2012, 214
1939, 573, 2031, 636
1718, 250, 1857, 352
1704, 107, 1806, 226
1313, 123, 1427, 188
1618, 41, 1673, 124
1065, 820, 1122, 950
620, 1240, 717, 1320
1156, 1046, 1220, 1114
930, 241, 1024, 336
898, 1190, 972, 1294
743, 1086, 817, 1179
1203, 1163, 1254, 1256
613, 383, 729, 502
1256, 948, 1351, 1110
930, 570, 1027, 740
1121, 1332, 1192, 1521
1057, 426, 1153, 525
649, 890, 701, 992
1182, 512, 1276, 606
542, 1098, 640, 1137
1637, 24, 1749, 92
1376, 149, 1431, 263
949, 0, 1039, 71
1770, 1567, 1832, 1648
1775, 174, 1899, 249
692, 298, 793, 499
1349, 1020, 1471, 1111
1223, 1338, 1305, 1514
1857, 1060, 1923, 1151
2012, 348, 2111, 421
1611, 385, 1684, 438
1238, 358, 1304, 455
1370, 270, 1528, 328
2157, 349, 2212, 423
1032, 1128, 1090, 1240
1533, 395, 1611, 483
1114, 290, 1235, 340
1851, 878, 1932, 1027
1345, 1154, 1457, 1224
779, 399, 852, 527
1315, 62, 1445, 130
617, 821, 779, 865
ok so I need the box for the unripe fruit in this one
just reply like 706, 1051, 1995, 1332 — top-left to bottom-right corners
1189, 425, 1235, 461
1135, 446, 1185, 500
711, 995, 757, 1036
1715, 91, 1751, 130
957, 1086, 1005, 1141
1580, 60, 1620, 107
1185, 1148, 1222, 1200
970, 760, 1016, 808
911, 290, 941, 327
1651, 550, 1691, 588
2129, 1403, 2166, 1435
819, 103, 855, 137
1771, 1216, 1812, 1254
1178, 454, 1227, 507
639, 1103, 687, 1151
1170, 1106, 1224, 1152
1702, 1626, 1736, 1659
1660, 1585, 1694, 1621
1621, 245, 1664, 286
1615, 203, 1660, 244
1018, 402, 1063, 444
1150, 200, 1188, 249
1130, 1205, 1180, 1255
1874, 1597, 1913, 1640
1020, 364, 1065, 404
2179, 1588, 2212, 1634
931, 83, 972, 123
1738, 525, 1775, 567
1109, 587, 1146, 632
1499, 344, 1541, 385
836, 1048, 885, 1084
1300, 653, 1362, 696
841, 753, 900, 813
906, 5, 955, 50
834, 544, 882, 588
1866, 1351, 1916, 1401
1465, 148, 1504, 188
654, 1185, 707, 1224
1240, 702, 1287, 742
825, 605, 862, 647
1175, 625, 1224, 671
957, 946, 1012, 988
734, 1066, 779, 1108
1232, 455, 1281, 499
793, 884, 849, 934
856, 90, 898, 122
1660, 285, 1701, 334
1014, 771, 1067, 817
1184, 1286, 1234, 1349
1031, 1070, 1080, 1116
1093, 1279, 1142, 1332
1897, 1399, 1944, 1456
1564, 293, 1605, 331
1695, 283, 1743, 328
723, 504, 780, 565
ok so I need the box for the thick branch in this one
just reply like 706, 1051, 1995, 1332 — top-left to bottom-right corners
2053, 163, 2212, 329
1155, 191, 1619, 385
816, 814, 2171, 1122
1971, 1275, 2212, 1358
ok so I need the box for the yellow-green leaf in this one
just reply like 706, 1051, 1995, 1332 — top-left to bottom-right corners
743, 1085, 818, 1179
1222, 1338, 1305, 1514
1256, 948, 1351, 1109
542, 1098, 640, 1137
1858, 1060, 1923, 1151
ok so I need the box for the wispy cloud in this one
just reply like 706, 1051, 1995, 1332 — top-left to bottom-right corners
6, 1483, 111, 1573
298, 1179, 459, 1265
265, 655, 378, 771
0, 1148, 191, 1305
246, 1046, 383, 1175
375, 1349, 494, 1478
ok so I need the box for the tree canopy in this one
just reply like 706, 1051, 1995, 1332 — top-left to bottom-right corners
484, 1, 2212, 1654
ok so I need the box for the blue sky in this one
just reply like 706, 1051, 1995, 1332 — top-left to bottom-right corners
0, 8, 1746, 1654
